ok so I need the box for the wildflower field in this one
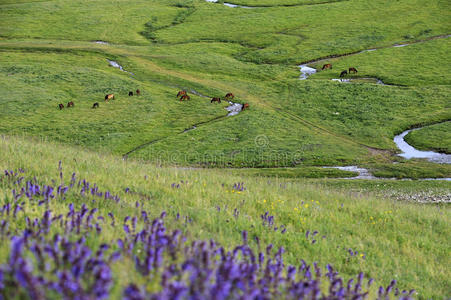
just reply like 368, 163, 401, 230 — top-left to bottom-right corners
0, 136, 450, 299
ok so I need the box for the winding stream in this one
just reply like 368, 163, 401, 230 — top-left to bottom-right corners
321, 122, 451, 180
299, 65, 317, 80
226, 102, 244, 116
205, 0, 253, 8
331, 77, 386, 85
394, 126, 451, 164
322, 166, 376, 179
107, 60, 134, 76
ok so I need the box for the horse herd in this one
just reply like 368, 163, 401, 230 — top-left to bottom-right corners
57, 88, 250, 112
57, 89, 141, 110
176, 90, 250, 110
321, 64, 358, 77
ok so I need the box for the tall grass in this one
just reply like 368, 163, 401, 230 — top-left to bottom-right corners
0, 135, 449, 298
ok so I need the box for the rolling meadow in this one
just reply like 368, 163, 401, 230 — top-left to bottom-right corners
0, 0, 450, 298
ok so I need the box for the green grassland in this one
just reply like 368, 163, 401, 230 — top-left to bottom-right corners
0, 1, 450, 297
0, 0, 450, 178
404, 122, 451, 154
309, 38, 451, 86
0, 135, 450, 298
213, 0, 347, 6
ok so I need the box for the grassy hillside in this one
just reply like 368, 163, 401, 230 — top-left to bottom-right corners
0, 0, 450, 177
0, 135, 450, 298
0, 0, 450, 298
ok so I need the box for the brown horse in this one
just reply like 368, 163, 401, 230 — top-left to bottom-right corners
339, 70, 348, 77
225, 93, 234, 99
348, 67, 358, 74
211, 97, 221, 103
177, 90, 187, 97
105, 94, 114, 102
128, 91, 134, 96
180, 95, 190, 101
322, 64, 332, 70
136, 89, 141, 96
67, 101, 74, 108
58, 103, 64, 110
92, 102, 99, 109
242, 103, 249, 110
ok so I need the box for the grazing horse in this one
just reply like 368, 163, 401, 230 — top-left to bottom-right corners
322, 64, 332, 70
136, 89, 141, 96
242, 103, 249, 110
339, 70, 348, 77
211, 97, 221, 103
180, 95, 190, 101
349, 67, 358, 74
92, 102, 99, 109
58, 103, 64, 110
67, 101, 74, 108
128, 91, 134, 96
105, 94, 114, 102
177, 90, 187, 97
225, 93, 234, 99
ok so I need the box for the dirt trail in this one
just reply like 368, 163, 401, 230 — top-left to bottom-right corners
122, 114, 229, 159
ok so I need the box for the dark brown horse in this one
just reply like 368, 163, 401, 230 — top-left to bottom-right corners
177, 90, 187, 97
322, 64, 332, 70
180, 95, 190, 101
340, 70, 348, 77
225, 93, 234, 99
128, 91, 134, 96
211, 97, 221, 103
348, 67, 358, 74
105, 94, 114, 102
92, 102, 99, 109
67, 101, 74, 108
242, 103, 249, 110
58, 103, 64, 110
136, 89, 141, 96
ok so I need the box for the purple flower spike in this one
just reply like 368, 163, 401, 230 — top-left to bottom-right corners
241, 231, 248, 244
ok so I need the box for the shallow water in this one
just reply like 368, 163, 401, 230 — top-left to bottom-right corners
331, 77, 386, 85
394, 127, 451, 164
205, 0, 253, 8
226, 102, 243, 116
107, 60, 134, 76
323, 166, 450, 181
323, 166, 376, 179
298, 64, 317, 80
